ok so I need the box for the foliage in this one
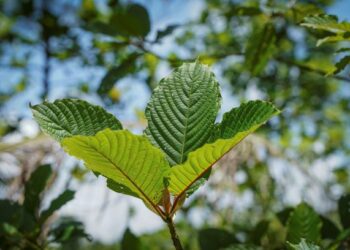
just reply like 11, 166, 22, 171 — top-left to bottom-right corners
32, 61, 278, 249
1, 0, 350, 249
301, 14, 350, 75
0, 165, 88, 249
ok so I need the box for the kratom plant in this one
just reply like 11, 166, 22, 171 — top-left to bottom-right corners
31, 61, 279, 250
0, 164, 89, 249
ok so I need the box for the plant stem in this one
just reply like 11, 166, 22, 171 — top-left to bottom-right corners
165, 217, 184, 250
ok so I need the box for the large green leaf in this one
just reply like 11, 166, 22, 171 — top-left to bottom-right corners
31, 99, 122, 141
62, 129, 170, 210
169, 101, 279, 196
338, 194, 350, 229
145, 61, 221, 166
23, 164, 52, 215
286, 203, 322, 244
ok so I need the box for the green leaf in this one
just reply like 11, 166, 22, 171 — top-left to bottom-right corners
249, 220, 269, 245
286, 203, 322, 244
331, 55, 350, 75
169, 101, 279, 196
121, 228, 141, 250
2, 223, 18, 236
0, 200, 23, 233
301, 15, 350, 46
276, 207, 294, 226
145, 61, 221, 166
287, 238, 320, 250
198, 228, 238, 250
301, 14, 350, 34
155, 25, 179, 42
338, 194, 350, 229
86, 4, 150, 37
40, 190, 75, 223
210, 100, 279, 141
110, 3, 150, 37
0, 200, 36, 235
62, 129, 170, 210
23, 164, 52, 214
320, 215, 340, 239
284, 3, 322, 23
49, 217, 91, 243
98, 53, 139, 96
226, 6, 262, 17
336, 48, 350, 53
86, 20, 118, 37
316, 35, 350, 46
244, 22, 276, 75
31, 98, 122, 141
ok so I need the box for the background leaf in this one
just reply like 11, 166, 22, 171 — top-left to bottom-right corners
109, 3, 150, 37
23, 164, 52, 215
331, 55, 350, 75
49, 217, 91, 244
155, 25, 179, 42
301, 14, 350, 46
97, 53, 140, 96
121, 228, 141, 250
40, 190, 75, 223
320, 216, 340, 239
286, 203, 322, 244
338, 194, 350, 229
198, 228, 238, 250
244, 22, 276, 75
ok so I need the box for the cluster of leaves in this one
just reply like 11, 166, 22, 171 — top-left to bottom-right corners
1, 0, 350, 249
0, 165, 88, 249
195, 194, 350, 250
31, 62, 278, 227
83, 0, 179, 100
70, 194, 350, 250
301, 14, 350, 75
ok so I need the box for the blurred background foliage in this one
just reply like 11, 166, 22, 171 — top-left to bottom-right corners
1, 0, 350, 249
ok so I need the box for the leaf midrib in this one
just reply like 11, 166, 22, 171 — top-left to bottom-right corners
88, 143, 162, 214
179, 71, 196, 164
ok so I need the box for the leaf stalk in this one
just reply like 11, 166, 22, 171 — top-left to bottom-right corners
165, 217, 184, 250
